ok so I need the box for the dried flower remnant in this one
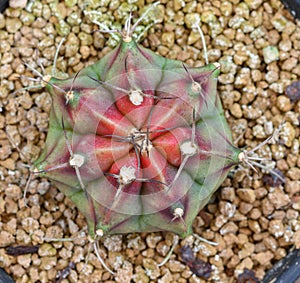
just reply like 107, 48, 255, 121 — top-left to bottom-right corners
286, 81, 300, 103
237, 268, 259, 283
55, 262, 75, 283
262, 169, 285, 187
5, 245, 40, 256
179, 245, 212, 279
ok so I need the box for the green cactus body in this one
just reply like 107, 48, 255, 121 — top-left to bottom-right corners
34, 37, 241, 239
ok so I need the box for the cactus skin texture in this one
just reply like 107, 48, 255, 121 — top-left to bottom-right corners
33, 37, 242, 239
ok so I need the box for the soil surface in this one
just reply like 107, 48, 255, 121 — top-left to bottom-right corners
0, 0, 300, 282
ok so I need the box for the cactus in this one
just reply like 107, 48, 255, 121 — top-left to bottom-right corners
30, 23, 243, 241
24, 8, 285, 253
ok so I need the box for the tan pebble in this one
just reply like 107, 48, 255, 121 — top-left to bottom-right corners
10, 264, 26, 278
236, 188, 256, 203
238, 242, 255, 259
248, 220, 261, 233
5, 184, 22, 200
219, 247, 234, 261
261, 198, 275, 215
280, 122, 295, 147
276, 159, 289, 171
29, 266, 39, 282
39, 256, 57, 270
237, 233, 249, 245
227, 254, 240, 268
268, 188, 290, 209
293, 230, 300, 249
220, 1, 233, 16
230, 103, 243, 118
17, 254, 31, 268
255, 237, 268, 250
142, 248, 155, 258
235, 257, 253, 277
142, 258, 160, 280
132, 265, 150, 283
276, 95, 292, 112
104, 235, 123, 252
258, 217, 269, 231
287, 154, 298, 167
0, 158, 15, 170
234, 51, 248, 65
286, 208, 299, 220
282, 57, 298, 71
274, 248, 287, 261
197, 242, 217, 257
220, 222, 239, 235
251, 69, 262, 82
213, 35, 232, 50
223, 234, 238, 247
65, 33, 80, 57
245, 0, 263, 9
159, 269, 173, 282
189, 274, 202, 283
287, 167, 300, 181
115, 261, 133, 283
248, 208, 262, 219
146, 233, 162, 249
161, 32, 175, 49
231, 211, 247, 222
220, 187, 236, 201
265, 70, 279, 83
0, 231, 15, 247
234, 68, 251, 88
219, 201, 236, 218
0, 14, 5, 29
38, 243, 57, 257
252, 124, 266, 138
268, 219, 285, 238
21, 217, 39, 234
263, 46, 279, 64
271, 81, 286, 94
39, 212, 54, 226
285, 180, 300, 195
252, 250, 274, 266
59, 247, 72, 260
184, 13, 200, 29
239, 202, 253, 214
242, 105, 262, 119
268, 29, 280, 45
156, 242, 170, 257
80, 46, 90, 59
4, 219, 16, 235
213, 214, 228, 229
219, 73, 235, 85
177, 50, 190, 61
6, 18, 22, 33
263, 236, 278, 251
173, 0, 185, 11
168, 259, 186, 272
292, 196, 300, 211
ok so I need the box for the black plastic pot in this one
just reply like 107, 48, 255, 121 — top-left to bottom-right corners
281, 0, 300, 19
0, 268, 14, 283
262, 248, 300, 283
0, 0, 9, 13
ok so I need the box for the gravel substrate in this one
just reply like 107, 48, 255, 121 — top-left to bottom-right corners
0, 0, 300, 282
